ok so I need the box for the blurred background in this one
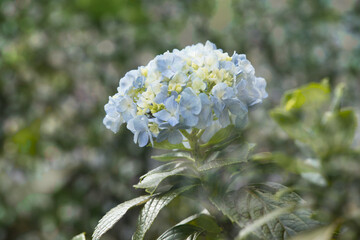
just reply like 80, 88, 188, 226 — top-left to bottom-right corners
0, 0, 359, 239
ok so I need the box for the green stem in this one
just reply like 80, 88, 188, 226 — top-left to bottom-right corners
180, 129, 204, 163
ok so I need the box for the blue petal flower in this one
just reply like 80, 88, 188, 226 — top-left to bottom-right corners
211, 83, 246, 128
103, 95, 124, 133
196, 93, 213, 129
154, 85, 169, 104
116, 96, 137, 122
232, 53, 247, 66
211, 83, 235, 100
235, 77, 268, 106
153, 96, 180, 127
133, 75, 145, 89
179, 88, 201, 127
127, 115, 153, 147
117, 69, 140, 95
156, 53, 185, 79
156, 123, 183, 144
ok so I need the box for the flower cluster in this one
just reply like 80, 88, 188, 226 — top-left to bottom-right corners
103, 41, 267, 147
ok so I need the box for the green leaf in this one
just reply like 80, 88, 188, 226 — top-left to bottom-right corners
320, 109, 357, 149
251, 152, 319, 174
197, 143, 254, 171
152, 140, 190, 151
290, 223, 338, 240
282, 80, 330, 112
178, 212, 222, 234
210, 183, 320, 240
134, 162, 199, 194
157, 212, 222, 240
270, 110, 316, 145
132, 185, 196, 240
157, 225, 203, 240
92, 195, 154, 240
203, 125, 237, 146
236, 206, 295, 240
152, 151, 195, 162
270, 81, 331, 147
72, 233, 86, 240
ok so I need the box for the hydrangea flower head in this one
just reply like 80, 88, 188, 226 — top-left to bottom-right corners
103, 41, 267, 147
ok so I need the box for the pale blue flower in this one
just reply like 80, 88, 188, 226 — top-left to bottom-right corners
211, 83, 235, 100
104, 41, 267, 147
127, 115, 153, 147
117, 96, 137, 122
231, 53, 247, 66
220, 61, 242, 77
154, 85, 169, 104
156, 53, 184, 79
117, 69, 140, 95
133, 75, 145, 89
179, 88, 201, 127
204, 40, 217, 50
211, 83, 247, 127
103, 115, 122, 133
103, 95, 124, 133
210, 83, 234, 127
153, 96, 179, 127
235, 77, 268, 106
156, 123, 183, 144
196, 93, 212, 129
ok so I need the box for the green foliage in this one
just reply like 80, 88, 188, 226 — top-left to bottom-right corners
152, 140, 191, 151
211, 183, 320, 239
152, 152, 195, 162
133, 185, 197, 240
11, 119, 41, 156
203, 125, 237, 146
267, 82, 360, 239
158, 225, 203, 240
290, 222, 338, 240
270, 81, 357, 157
72, 233, 87, 240
252, 152, 319, 175
157, 212, 222, 240
134, 161, 199, 194
196, 143, 254, 171
92, 195, 153, 240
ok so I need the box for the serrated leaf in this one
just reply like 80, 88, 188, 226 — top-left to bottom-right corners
92, 195, 153, 240
72, 233, 86, 240
210, 183, 320, 240
152, 152, 195, 162
197, 143, 254, 171
237, 206, 294, 239
179, 212, 222, 234
153, 140, 190, 151
158, 212, 221, 240
132, 185, 196, 240
157, 225, 204, 240
134, 162, 199, 194
290, 223, 338, 240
